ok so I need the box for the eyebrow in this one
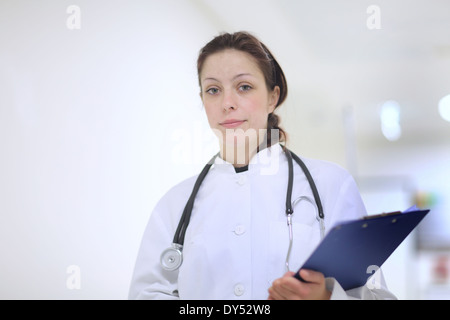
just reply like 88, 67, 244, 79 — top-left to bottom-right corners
202, 73, 254, 83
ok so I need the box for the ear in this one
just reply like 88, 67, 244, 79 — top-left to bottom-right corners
268, 86, 280, 113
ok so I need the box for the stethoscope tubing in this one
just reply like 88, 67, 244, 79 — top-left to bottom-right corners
285, 195, 325, 272
161, 148, 324, 272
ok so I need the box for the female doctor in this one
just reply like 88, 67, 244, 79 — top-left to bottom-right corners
128, 31, 396, 300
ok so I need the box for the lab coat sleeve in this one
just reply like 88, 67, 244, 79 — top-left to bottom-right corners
326, 269, 397, 300
128, 180, 193, 300
324, 173, 367, 230
128, 203, 180, 300
323, 173, 398, 300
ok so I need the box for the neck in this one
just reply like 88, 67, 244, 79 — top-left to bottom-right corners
219, 143, 257, 168
217, 130, 276, 167
219, 142, 274, 168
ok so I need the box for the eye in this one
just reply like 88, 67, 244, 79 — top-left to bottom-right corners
206, 87, 220, 95
239, 84, 252, 92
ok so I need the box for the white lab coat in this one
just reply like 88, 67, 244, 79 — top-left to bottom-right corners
129, 144, 397, 300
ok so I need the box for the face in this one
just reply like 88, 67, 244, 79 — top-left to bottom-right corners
200, 49, 280, 155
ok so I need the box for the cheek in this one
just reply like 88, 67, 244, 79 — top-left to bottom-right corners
246, 92, 271, 113
203, 103, 220, 127
246, 98, 270, 125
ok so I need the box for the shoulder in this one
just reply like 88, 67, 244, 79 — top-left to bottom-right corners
156, 174, 198, 210
149, 174, 199, 228
297, 156, 352, 184
293, 155, 361, 206
296, 156, 367, 222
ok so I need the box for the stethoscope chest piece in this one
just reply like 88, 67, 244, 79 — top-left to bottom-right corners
160, 244, 183, 271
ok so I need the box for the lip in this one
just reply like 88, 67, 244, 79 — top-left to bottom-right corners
219, 119, 246, 128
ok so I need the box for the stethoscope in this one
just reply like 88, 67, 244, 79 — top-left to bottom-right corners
160, 148, 325, 273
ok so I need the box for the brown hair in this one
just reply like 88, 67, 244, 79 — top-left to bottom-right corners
197, 31, 288, 144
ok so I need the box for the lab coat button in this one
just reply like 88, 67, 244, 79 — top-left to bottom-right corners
237, 175, 247, 185
234, 225, 246, 235
234, 284, 245, 296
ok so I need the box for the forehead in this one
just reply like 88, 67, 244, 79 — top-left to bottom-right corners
200, 49, 263, 80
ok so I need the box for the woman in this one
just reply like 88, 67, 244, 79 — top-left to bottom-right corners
129, 31, 396, 300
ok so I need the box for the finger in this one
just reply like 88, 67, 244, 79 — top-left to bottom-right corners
299, 269, 325, 284
269, 278, 295, 300
283, 271, 296, 277
270, 276, 308, 300
267, 288, 280, 300
268, 282, 288, 300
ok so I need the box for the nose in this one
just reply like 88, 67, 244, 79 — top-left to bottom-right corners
224, 104, 236, 111
222, 90, 237, 112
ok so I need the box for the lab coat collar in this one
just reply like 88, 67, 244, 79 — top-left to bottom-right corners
212, 143, 285, 176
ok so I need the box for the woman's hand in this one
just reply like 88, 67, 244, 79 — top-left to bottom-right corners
268, 269, 331, 300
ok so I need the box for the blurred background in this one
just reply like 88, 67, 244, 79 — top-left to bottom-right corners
1, 0, 449, 299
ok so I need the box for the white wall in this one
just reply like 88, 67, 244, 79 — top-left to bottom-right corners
0, 0, 218, 299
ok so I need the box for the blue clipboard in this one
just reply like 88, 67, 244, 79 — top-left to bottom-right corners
294, 207, 430, 290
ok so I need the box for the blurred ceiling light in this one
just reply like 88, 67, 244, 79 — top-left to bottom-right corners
438, 94, 450, 122
380, 100, 401, 141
